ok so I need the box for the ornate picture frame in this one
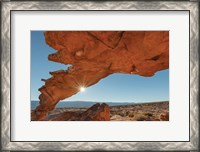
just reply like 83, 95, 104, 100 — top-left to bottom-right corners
1, 1, 199, 151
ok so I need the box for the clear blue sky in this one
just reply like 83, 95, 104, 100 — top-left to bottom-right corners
31, 31, 169, 103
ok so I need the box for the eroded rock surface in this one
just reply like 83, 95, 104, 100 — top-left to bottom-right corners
49, 103, 110, 121
32, 31, 169, 120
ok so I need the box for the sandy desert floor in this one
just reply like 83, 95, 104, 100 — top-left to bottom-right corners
44, 101, 169, 121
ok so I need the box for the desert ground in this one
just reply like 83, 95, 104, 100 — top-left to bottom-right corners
41, 101, 169, 121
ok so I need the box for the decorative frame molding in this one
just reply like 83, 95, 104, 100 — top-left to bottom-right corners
1, 1, 199, 151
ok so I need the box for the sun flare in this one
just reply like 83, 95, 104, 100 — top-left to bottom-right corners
80, 87, 86, 92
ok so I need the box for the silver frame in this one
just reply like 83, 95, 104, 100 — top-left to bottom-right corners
1, 1, 199, 151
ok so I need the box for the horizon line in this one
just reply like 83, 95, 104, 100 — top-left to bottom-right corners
31, 100, 169, 103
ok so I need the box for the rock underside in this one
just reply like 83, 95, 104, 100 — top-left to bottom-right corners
31, 31, 169, 121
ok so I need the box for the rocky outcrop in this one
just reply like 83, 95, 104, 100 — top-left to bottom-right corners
49, 103, 110, 121
160, 112, 169, 121
32, 31, 169, 120
80, 103, 110, 121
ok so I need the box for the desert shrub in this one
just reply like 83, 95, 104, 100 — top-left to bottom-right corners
136, 117, 146, 121
111, 111, 117, 115
126, 111, 129, 116
128, 112, 134, 117
144, 113, 153, 117
119, 111, 126, 117
119, 113, 124, 117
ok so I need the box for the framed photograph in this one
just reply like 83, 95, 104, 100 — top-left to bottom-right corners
1, 0, 199, 151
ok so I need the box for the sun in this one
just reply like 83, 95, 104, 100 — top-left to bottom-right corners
80, 87, 86, 92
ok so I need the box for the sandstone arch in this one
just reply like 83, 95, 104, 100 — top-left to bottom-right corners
31, 31, 169, 120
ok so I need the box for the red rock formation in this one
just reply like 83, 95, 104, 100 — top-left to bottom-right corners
50, 103, 110, 121
31, 31, 169, 120
80, 103, 110, 121
160, 112, 169, 121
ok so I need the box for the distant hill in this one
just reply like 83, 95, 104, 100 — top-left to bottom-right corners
31, 100, 135, 110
